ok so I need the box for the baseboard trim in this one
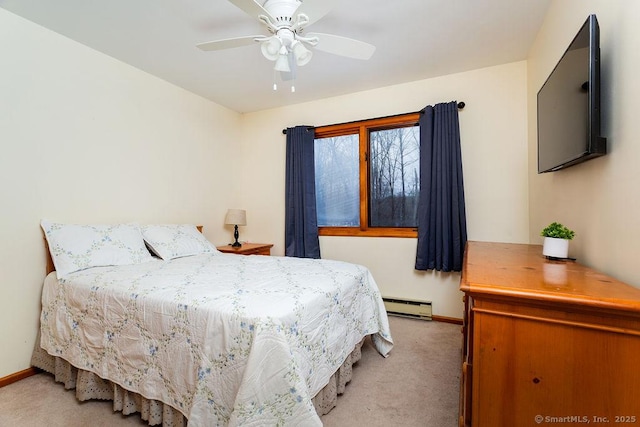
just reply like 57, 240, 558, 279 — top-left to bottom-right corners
432, 315, 463, 325
0, 367, 40, 388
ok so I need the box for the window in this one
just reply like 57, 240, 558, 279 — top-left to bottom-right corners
314, 113, 420, 238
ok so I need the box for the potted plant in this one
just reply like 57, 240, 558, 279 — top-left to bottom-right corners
540, 222, 575, 259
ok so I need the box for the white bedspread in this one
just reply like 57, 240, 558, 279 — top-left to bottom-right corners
39, 253, 393, 426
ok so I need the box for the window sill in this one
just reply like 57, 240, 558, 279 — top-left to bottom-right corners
318, 227, 418, 238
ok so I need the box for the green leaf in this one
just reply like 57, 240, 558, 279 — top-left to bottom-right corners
540, 222, 575, 240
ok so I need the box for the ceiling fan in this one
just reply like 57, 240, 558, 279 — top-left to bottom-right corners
196, 0, 376, 91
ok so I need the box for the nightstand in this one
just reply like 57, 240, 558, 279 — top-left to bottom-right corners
216, 243, 273, 256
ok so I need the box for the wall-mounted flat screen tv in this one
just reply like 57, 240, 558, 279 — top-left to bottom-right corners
537, 14, 606, 173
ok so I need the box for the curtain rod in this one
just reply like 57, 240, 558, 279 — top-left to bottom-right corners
282, 101, 465, 135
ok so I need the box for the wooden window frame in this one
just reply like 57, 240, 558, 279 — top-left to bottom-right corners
314, 113, 420, 238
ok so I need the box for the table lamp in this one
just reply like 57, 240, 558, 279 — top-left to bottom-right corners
224, 209, 247, 247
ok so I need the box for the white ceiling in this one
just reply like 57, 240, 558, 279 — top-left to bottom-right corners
1, 0, 551, 113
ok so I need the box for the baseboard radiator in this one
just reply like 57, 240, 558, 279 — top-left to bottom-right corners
383, 298, 432, 320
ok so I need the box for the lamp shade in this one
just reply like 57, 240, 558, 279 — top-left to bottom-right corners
224, 209, 247, 226
261, 37, 282, 61
291, 40, 312, 66
274, 53, 291, 72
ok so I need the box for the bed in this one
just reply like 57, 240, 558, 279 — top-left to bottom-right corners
31, 222, 393, 426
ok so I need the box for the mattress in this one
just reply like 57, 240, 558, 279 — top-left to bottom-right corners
36, 253, 393, 425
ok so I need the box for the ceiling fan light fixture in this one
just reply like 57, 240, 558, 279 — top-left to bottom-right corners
274, 54, 291, 72
261, 37, 282, 61
197, 0, 377, 93
291, 40, 312, 66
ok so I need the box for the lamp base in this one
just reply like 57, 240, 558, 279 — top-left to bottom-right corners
232, 224, 242, 247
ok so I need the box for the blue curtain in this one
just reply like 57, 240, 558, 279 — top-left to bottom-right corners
284, 126, 321, 258
415, 102, 467, 272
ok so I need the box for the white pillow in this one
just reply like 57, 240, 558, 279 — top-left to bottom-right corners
41, 221, 153, 278
141, 224, 218, 260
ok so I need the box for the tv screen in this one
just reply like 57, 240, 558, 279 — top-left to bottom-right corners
537, 14, 606, 173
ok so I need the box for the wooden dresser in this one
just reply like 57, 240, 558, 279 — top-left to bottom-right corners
459, 241, 640, 427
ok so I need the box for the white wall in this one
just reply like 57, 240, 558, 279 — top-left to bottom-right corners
527, 0, 640, 286
0, 10, 241, 378
0, 7, 536, 379
239, 61, 530, 319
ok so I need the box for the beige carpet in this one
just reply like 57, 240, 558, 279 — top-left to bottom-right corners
0, 316, 461, 426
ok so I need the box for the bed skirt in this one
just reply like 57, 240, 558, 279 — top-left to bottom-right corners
30, 337, 365, 426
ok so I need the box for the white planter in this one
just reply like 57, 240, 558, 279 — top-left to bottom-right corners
542, 237, 569, 259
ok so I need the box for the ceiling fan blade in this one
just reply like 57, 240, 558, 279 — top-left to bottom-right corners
296, 0, 338, 26
196, 35, 263, 51
305, 33, 376, 60
228, 0, 274, 21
